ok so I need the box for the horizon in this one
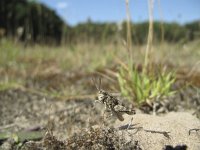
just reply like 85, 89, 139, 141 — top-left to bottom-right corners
39, 0, 200, 26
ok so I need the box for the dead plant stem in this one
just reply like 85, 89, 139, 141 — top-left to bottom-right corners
125, 0, 133, 68
144, 0, 154, 74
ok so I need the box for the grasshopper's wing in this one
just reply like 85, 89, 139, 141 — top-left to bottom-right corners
114, 105, 135, 115
111, 107, 124, 121
125, 110, 135, 115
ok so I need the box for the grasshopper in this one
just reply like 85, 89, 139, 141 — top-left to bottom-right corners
92, 77, 135, 121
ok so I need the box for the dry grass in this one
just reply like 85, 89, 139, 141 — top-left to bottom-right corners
0, 39, 200, 97
1, 39, 199, 73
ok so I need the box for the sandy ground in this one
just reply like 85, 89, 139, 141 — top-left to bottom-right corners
0, 85, 200, 149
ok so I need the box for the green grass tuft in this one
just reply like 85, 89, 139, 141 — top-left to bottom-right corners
117, 65, 176, 105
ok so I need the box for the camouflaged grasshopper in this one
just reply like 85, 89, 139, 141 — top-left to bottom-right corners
92, 77, 135, 121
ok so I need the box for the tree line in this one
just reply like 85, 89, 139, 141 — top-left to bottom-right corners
0, 0, 200, 45
0, 0, 64, 44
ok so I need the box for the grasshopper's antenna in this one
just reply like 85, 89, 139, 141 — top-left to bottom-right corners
98, 77, 101, 90
92, 77, 99, 91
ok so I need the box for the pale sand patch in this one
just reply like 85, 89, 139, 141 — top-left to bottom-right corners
115, 112, 200, 150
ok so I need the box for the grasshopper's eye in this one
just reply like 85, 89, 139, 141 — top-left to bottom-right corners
99, 93, 103, 98
98, 92, 105, 101
99, 90, 105, 94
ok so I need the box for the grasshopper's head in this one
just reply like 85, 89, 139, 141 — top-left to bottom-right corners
92, 77, 108, 103
97, 89, 108, 103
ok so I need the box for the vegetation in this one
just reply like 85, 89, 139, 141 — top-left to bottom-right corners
117, 0, 176, 105
117, 66, 176, 104
0, 0, 65, 44
1, 39, 199, 98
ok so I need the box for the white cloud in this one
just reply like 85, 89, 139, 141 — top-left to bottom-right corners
56, 2, 68, 9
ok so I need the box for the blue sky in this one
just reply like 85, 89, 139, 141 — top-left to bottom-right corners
39, 0, 200, 25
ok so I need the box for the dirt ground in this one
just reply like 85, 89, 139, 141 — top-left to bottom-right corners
0, 73, 200, 150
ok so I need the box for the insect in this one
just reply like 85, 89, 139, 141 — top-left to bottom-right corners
92, 77, 135, 121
